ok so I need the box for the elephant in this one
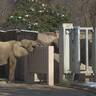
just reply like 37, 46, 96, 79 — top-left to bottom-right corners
0, 39, 39, 82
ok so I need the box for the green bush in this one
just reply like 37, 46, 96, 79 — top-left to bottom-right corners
5, 0, 71, 32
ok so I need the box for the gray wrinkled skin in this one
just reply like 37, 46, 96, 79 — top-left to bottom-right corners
0, 39, 38, 82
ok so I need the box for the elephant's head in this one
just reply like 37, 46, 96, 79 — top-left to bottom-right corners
21, 39, 39, 52
12, 39, 39, 57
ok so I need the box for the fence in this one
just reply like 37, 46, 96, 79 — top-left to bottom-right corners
0, 29, 38, 80
0, 29, 55, 86
59, 23, 94, 82
0, 29, 38, 41
23, 46, 54, 86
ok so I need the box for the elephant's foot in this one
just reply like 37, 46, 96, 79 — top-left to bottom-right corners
7, 81, 15, 84
93, 78, 96, 82
92, 74, 96, 82
8, 76, 15, 83
7, 79, 15, 83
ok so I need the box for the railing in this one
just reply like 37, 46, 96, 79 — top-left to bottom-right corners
59, 23, 94, 82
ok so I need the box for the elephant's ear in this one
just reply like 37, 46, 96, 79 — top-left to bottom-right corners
13, 42, 28, 57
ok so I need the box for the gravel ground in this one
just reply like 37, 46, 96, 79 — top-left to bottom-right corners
0, 83, 96, 96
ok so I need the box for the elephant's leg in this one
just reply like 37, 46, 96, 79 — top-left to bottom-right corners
8, 57, 16, 82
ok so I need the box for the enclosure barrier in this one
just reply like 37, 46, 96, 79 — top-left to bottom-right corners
59, 23, 94, 82
23, 46, 54, 86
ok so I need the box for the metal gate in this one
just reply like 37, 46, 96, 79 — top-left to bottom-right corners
59, 23, 93, 82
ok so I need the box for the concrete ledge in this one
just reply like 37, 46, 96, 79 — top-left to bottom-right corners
71, 82, 96, 94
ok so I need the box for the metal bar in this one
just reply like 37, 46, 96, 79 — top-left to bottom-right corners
77, 27, 80, 73
85, 29, 89, 71
80, 27, 93, 31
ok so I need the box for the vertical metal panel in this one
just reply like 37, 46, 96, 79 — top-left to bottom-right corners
23, 46, 54, 86
70, 27, 80, 73
59, 26, 64, 82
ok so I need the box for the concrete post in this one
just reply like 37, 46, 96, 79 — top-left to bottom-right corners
59, 23, 73, 83
48, 46, 54, 86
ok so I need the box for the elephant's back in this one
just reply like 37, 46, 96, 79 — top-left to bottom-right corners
0, 42, 11, 51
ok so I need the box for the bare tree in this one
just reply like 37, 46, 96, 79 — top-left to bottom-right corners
0, 0, 16, 25
61, 0, 96, 26
66, 0, 91, 26
89, 1, 96, 28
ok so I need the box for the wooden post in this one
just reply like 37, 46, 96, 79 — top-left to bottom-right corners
48, 46, 54, 86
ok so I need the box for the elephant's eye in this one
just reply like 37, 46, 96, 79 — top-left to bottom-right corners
32, 46, 36, 48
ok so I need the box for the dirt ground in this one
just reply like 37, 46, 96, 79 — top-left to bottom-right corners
0, 83, 96, 96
